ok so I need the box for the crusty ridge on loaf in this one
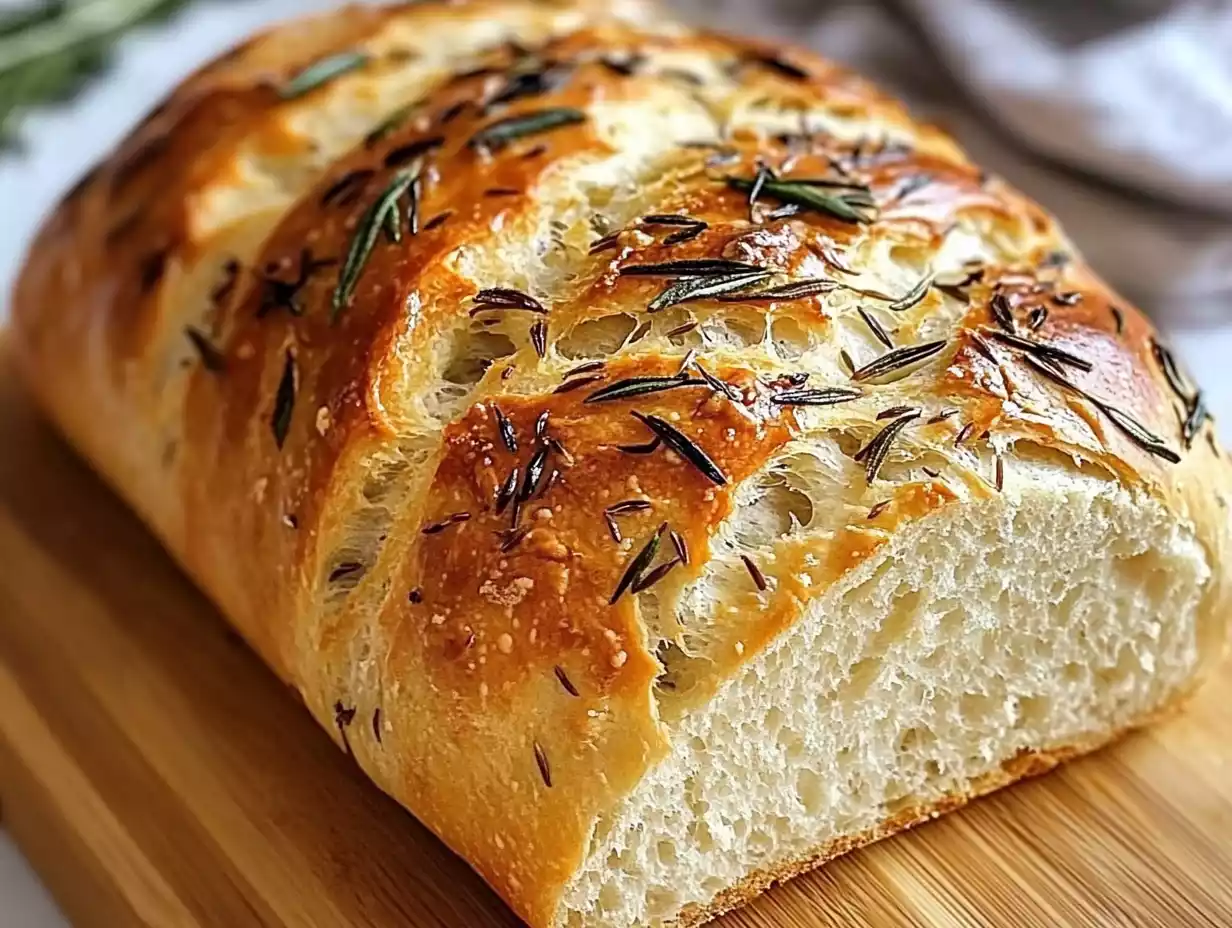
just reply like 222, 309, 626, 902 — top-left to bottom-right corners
10, 2, 1232, 927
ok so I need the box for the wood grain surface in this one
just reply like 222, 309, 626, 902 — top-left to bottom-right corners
1, 349, 1230, 928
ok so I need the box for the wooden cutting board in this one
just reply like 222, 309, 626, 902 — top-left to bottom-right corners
1, 350, 1231, 928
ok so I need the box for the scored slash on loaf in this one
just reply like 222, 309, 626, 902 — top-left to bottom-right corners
10, 2, 1231, 926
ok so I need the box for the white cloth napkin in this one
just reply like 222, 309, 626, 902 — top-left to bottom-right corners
681, 0, 1232, 328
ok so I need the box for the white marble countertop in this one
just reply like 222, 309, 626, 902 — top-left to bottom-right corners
2, 2, 1229, 924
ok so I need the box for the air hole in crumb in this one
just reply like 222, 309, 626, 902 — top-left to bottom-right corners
730, 476, 814, 547
442, 330, 516, 385
770, 316, 813, 360
888, 243, 931, 276
557, 313, 638, 359
795, 767, 826, 816
701, 312, 764, 349
1016, 694, 1051, 727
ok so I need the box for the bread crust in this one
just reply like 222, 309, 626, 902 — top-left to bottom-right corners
10, 2, 1232, 926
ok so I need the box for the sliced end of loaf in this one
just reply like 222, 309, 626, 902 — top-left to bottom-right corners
557, 455, 1211, 927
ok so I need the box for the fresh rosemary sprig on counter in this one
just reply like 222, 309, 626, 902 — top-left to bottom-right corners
0, 0, 195, 151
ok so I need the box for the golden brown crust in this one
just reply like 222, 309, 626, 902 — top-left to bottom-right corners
10, 3, 1232, 926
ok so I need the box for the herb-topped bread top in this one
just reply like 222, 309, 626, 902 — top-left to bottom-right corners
12, 2, 1230, 925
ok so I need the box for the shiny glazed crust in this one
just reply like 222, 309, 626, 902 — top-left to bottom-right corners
10, 2, 1232, 925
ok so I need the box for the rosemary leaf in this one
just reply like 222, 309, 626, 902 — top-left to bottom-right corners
472, 287, 547, 312
989, 292, 1016, 332
692, 360, 742, 402
364, 102, 419, 147
746, 161, 773, 220
663, 224, 707, 246
1151, 339, 1190, 403
857, 307, 894, 348
1092, 400, 1181, 463
632, 413, 727, 485
610, 523, 666, 604
770, 386, 862, 407
746, 51, 810, 81
850, 339, 948, 383
280, 51, 369, 100
486, 61, 573, 109
648, 269, 770, 313
620, 259, 761, 277
1182, 394, 1209, 449
469, 107, 585, 150
741, 554, 768, 591
331, 168, 418, 320
493, 405, 518, 453
533, 741, 552, 787
382, 200, 402, 243
727, 176, 875, 224
585, 375, 701, 404
887, 273, 934, 311
271, 350, 296, 449
641, 213, 702, 226
383, 135, 444, 169
986, 329, 1094, 373
722, 278, 837, 302
554, 665, 580, 696
632, 557, 680, 594
855, 411, 920, 483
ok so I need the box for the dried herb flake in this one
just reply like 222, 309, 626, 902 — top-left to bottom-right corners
271, 350, 296, 448
632, 413, 727, 485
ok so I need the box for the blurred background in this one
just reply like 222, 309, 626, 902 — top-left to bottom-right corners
0, 0, 1229, 923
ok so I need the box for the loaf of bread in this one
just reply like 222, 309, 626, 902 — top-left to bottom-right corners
11, 2, 1231, 925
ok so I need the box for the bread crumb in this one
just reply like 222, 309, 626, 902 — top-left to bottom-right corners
611, 650, 628, 668
315, 406, 331, 436
480, 576, 534, 607
251, 477, 268, 503
497, 633, 514, 654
